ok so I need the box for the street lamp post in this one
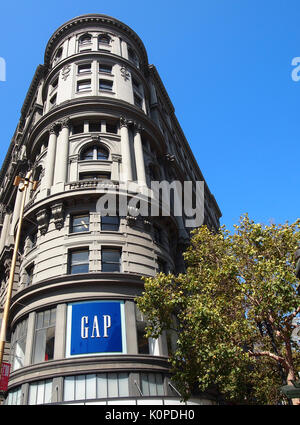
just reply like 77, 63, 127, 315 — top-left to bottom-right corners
0, 171, 38, 371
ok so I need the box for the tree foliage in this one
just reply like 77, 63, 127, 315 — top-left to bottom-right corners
137, 215, 300, 404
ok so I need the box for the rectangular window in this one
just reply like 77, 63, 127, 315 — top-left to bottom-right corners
63, 373, 129, 402
51, 77, 58, 89
32, 308, 56, 364
78, 63, 91, 74
28, 380, 52, 405
132, 78, 141, 92
10, 318, 28, 372
101, 248, 121, 272
134, 94, 142, 108
136, 307, 149, 354
141, 373, 164, 396
79, 172, 110, 181
69, 249, 89, 274
106, 123, 118, 134
72, 123, 84, 134
49, 94, 57, 107
99, 79, 113, 91
99, 64, 112, 74
70, 214, 89, 233
101, 216, 120, 231
25, 263, 34, 286
77, 79, 91, 92
89, 122, 101, 132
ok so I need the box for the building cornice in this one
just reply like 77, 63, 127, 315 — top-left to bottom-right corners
44, 14, 149, 71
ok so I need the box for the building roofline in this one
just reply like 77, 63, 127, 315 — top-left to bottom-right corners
44, 14, 149, 69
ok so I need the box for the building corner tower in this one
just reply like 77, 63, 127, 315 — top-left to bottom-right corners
0, 14, 221, 405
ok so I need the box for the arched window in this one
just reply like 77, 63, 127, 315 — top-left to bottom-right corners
98, 34, 110, 45
80, 145, 109, 161
79, 33, 92, 45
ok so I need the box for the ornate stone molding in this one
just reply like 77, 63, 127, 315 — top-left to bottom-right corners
61, 64, 71, 81
60, 117, 71, 129
111, 154, 122, 163
120, 116, 128, 128
51, 203, 65, 230
120, 67, 130, 81
36, 208, 49, 235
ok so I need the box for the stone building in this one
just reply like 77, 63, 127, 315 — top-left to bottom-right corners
0, 14, 221, 405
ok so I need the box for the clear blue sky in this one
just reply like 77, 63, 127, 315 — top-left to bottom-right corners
0, 0, 299, 232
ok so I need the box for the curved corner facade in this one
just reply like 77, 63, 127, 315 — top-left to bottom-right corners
0, 14, 221, 405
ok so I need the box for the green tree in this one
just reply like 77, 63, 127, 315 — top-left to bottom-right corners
137, 215, 300, 404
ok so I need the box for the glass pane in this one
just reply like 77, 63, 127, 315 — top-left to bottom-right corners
14, 338, 25, 370
107, 373, 118, 398
36, 312, 44, 330
36, 381, 44, 404
99, 80, 112, 90
148, 373, 157, 396
118, 373, 129, 397
44, 380, 52, 404
64, 376, 75, 402
28, 383, 37, 405
50, 308, 56, 326
97, 374, 107, 399
101, 216, 119, 231
71, 263, 89, 274
33, 329, 46, 364
102, 262, 120, 272
78, 64, 91, 73
102, 249, 120, 263
141, 373, 149, 396
99, 65, 112, 73
45, 327, 55, 361
86, 374, 97, 400
75, 375, 86, 400
156, 374, 164, 396
44, 310, 50, 328
72, 215, 89, 232
97, 148, 108, 160
71, 251, 89, 264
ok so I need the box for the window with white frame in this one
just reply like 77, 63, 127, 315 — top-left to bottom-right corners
69, 249, 89, 274
63, 373, 129, 402
70, 214, 90, 233
6, 386, 22, 405
141, 373, 164, 396
99, 79, 113, 91
32, 308, 56, 364
99, 63, 112, 74
10, 318, 28, 371
28, 379, 52, 405
79, 33, 92, 45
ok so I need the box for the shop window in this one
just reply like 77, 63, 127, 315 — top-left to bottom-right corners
101, 248, 121, 272
63, 373, 129, 402
32, 308, 56, 364
141, 373, 164, 396
69, 249, 89, 274
28, 380, 52, 405
5, 386, 22, 405
70, 214, 89, 233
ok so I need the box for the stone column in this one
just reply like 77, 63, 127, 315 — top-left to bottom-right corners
41, 124, 58, 196
120, 117, 133, 182
133, 123, 147, 186
54, 118, 70, 190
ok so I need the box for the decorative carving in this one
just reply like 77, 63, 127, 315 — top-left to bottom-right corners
120, 116, 128, 128
51, 202, 65, 230
36, 208, 49, 235
111, 154, 122, 163
61, 64, 71, 81
48, 122, 59, 135
120, 67, 130, 81
60, 117, 71, 129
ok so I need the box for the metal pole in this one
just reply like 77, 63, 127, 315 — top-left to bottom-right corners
0, 172, 31, 369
